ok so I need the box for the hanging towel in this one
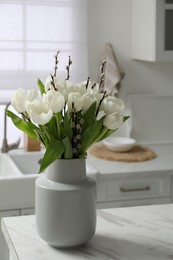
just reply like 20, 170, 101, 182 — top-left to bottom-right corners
102, 43, 125, 96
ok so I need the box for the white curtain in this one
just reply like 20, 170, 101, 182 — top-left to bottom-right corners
0, 0, 88, 90
0, 0, 88, 148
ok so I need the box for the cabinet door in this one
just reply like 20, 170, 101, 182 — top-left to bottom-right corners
132, 0, 173, 61
0, 210, 20, 260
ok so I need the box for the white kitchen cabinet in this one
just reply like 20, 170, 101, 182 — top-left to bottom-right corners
96, 175, 172, 209
0, 210, 20, 260
132, 0, 173, 61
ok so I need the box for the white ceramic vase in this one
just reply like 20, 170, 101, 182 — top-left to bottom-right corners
35, 159, 96, 248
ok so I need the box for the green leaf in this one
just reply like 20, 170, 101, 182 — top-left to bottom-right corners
54, 112, 63, 140
95, 115, 130, 143
123, 116, 130, 122
83, 102, 96, 130
96, 116, 130, 142
6, 110, 38, 140
62, 136, 73, 159
39, 139, 65, 173
46, 116, 59, 140
96, 128, 115, 142
79, 152, 87, 159
80, 117, 104, 152
63, 112, 73, 140
37, 78, 46, 95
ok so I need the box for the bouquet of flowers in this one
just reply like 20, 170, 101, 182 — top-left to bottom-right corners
7, 51, 128, 173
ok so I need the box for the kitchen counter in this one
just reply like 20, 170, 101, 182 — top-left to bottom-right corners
2, 204, 173, 260
1, 143, 173, 211
7, 143, 173, 180
88, 143, 173, 178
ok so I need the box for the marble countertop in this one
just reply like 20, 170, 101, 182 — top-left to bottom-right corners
88, 143, 173, 178
2, 204, 173, 260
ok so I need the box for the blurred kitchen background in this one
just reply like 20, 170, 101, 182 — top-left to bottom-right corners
1, 0, 173, 147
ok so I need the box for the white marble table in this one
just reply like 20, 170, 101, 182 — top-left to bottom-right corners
2, 204, 173, 260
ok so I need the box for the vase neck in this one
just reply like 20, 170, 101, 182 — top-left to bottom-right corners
46, 159, 86, 184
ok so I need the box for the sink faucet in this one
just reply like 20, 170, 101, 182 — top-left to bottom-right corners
1, 102, 21, 153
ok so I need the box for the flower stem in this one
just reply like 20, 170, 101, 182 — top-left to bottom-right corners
39, 125, 51, 147
53, 50, 60, 77
65, 56, 72, 80
55, 112, 62, 139
95, 91, 107, 117
85, 77, 90, 90
50, 74, 57, 91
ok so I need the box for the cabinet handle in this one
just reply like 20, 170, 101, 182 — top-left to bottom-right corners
120, 185, 150, 193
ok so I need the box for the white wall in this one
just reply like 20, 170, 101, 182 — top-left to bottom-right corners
87, 0, 173, 99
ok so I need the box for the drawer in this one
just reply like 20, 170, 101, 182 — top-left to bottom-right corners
97, 176, 171, 202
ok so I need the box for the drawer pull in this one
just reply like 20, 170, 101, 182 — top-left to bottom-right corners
120, 185, 151, 193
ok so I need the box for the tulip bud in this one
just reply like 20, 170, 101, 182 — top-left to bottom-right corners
103, 112, 123, 130
102, 96, 124, 115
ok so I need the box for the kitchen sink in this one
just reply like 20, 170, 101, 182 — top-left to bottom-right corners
9, 151, 98, 177
10, 151, 44, 175
0, 153, 33, 210
2, 150, 98, 211
0, 154, 22, 178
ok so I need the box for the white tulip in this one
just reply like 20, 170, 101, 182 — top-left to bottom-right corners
102, 96, 124, 115
25, 99, 53, 125
82, 93, 96, 112
62, 82, 86, 101
103, 112, 123, 130
87, 91, 104, 111
67, 92, 83, 112
45, 76, 72, 93
82, 80, 100, 93
45, 75, 57, 92
73, 83, 86, 96
43, 90, 65, 113
62, 84, 74, 101
26, 89, 39, 101
11, 88, 26, 113
57, 79, 72, 92
12, 88, 38, 113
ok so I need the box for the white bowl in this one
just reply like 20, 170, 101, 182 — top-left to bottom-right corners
103, 137, 136, 152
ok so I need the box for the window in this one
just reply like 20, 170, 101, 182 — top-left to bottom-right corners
0, 0, 88, 148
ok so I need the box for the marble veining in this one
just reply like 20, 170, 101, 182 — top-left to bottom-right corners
2, 204, 173, 259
